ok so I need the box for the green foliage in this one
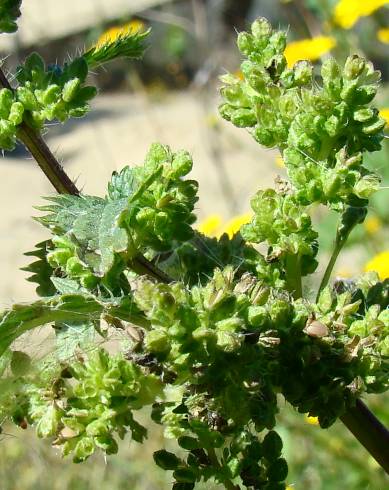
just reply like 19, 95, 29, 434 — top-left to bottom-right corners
241, 188, 318, 276
83, 29, 150, 68
0, 28, 149, 151
0, 0, 22, 33
0, 12, 388, 490
219, 17, 385, 211
16, 53, 97, 128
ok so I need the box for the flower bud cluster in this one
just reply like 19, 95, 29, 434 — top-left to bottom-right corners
0, 88, 24, 150
46, 236, 99, 290
34, 144, 198, 292
241, 189, 318, 275
0, 53, 97, 151
109, 143, 199, 252
220, 18, 385, 210
25, 349, 162, 463
0, 0, 21, 33
15, 53, 97, 129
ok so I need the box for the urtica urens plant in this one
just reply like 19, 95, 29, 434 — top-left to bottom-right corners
0, 4, 388, 489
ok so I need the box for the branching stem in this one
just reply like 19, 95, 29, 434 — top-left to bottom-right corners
285, 254, 302, 299
341, 399, 389, 474
0, 65, 172, 284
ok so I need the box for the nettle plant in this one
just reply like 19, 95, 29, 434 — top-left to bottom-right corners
0, 4, 388, 489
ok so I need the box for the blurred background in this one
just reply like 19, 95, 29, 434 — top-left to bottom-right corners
0, 0, 388, 488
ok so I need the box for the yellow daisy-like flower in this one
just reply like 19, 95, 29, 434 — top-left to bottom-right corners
222, 213, 252, 238
378, 27, 389, 43
284, 36, 336, 68
333, 0, 389, 30
304, 414, 320, 425
197, 214, 222, 237
364, 251, 389, 279
379, 108, 389, 126
97, 19, 146, 48
364, 215, 382, 235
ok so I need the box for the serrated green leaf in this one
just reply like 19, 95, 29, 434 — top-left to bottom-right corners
83, 29, 150, 69
0, 295, 103, 356
98, 199, 130, 273
22, 241, 56, 297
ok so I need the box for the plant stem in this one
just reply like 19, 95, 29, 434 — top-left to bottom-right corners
0, 65, 172, 284
316, 237, 344, 301
341, 399, 389, 474
316, 207, 362, 301
285, 254, 302, 299
206, 448, 240, 490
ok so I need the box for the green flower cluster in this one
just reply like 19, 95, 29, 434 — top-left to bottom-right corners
0, 88, 24, 150
134, 267, 388, 432
33, 144, 198, 295
0, 53, 97, 151
108, 143, 198, 252
241, 189, 318, 275
27, 349, 162, 463
0, 0, 21, 33
16, 53, 97, 128
219, 18, 385, 210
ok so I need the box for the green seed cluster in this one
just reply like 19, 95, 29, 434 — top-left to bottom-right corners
26, 349, 162, 463
33, 144, 198, 295
46, 236, 99, 290
0, 0, 22, 33
219, 18, 385, 210
108, 143, 199, 252
16, 53, 97, 128
0, 53, 97, 151
0, 88, 24, 150
241, 189, 318, 275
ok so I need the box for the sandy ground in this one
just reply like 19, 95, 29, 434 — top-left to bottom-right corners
0, 91, 279, 304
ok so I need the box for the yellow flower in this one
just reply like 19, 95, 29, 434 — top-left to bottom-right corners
333, 0, 389, 30
364, 251, 389, 279
304, 414, 319, 425
97, 19, 146, 47
378, 27, 389, 43
275, 155, 285, 168
284, 36, 336, 67
364, 215, 382, 234
222, 213, 252, 238
197, 214, 222, 237
379, 108, 389, 126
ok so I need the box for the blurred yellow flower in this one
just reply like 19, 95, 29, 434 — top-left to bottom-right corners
304, 414, 319, 425
197, 213, 252, 239
197, 214, 222, 237
97, 19, 146, 47
378, 27, 389, 43
275, 155, 285, 168
333, 0, 389, 29
364, 215, 382, 234
379, 108, 389, 126
364, 251, 389, 279
284, 36, 336, 67
223, 213, 252, 238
